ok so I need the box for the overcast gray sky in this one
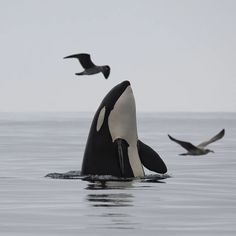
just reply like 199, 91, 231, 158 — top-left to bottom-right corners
0, 0, 235, 112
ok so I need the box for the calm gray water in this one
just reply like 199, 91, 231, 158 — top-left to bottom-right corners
0, 112, 235, 236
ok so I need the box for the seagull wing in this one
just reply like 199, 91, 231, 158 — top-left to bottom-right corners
64, 53, 96, 69
168, 134, 199, 152
197, 129, 225, 148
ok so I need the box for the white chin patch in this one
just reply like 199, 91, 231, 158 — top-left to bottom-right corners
108, 86, 137, 143
108, 85, 144, 177
96, 106, 106, 132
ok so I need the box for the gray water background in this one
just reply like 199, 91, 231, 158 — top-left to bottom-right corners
0, 112, 235, 236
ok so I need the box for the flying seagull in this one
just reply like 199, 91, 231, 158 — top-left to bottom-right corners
168, 129, 225, 156
63, 53, 110, 79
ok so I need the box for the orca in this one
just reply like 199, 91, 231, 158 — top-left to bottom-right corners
81, 80, 167, 178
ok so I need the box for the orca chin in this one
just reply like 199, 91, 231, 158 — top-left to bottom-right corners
81, 80, 167, 178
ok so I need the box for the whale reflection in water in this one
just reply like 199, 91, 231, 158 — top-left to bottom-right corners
87, 192, 133, 208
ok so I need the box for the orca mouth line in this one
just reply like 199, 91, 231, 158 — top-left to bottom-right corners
116, 138, 125, 177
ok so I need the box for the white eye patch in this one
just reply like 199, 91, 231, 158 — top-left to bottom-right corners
96, 106, 106, 132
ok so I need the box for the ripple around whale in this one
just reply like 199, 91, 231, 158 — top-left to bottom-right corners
45, 170, 171, 182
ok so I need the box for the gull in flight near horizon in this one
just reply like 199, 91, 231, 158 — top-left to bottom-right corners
168, 129, 225, 156
64, 53, 110, 79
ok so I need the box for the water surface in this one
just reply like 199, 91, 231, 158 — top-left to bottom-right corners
0, 112, 235, 236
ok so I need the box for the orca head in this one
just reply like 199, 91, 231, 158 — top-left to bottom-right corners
95, 80, 132, 132
95, 80, 137, 143
100, 80, 131, 110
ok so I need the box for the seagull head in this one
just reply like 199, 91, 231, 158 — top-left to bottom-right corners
206, 149, 214, 154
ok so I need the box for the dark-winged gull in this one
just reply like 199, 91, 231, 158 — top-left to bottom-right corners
168, 129, 225, 156
63, 53, 110, 79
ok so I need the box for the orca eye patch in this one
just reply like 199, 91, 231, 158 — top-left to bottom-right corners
96, 107, 106, 132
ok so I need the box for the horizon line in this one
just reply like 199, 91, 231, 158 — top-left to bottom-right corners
0, 110, 235, 114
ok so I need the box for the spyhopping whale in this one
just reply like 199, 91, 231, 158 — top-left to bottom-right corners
64, 53, 110, 79
81, 80, 167, 178
168, 129, 225, 156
